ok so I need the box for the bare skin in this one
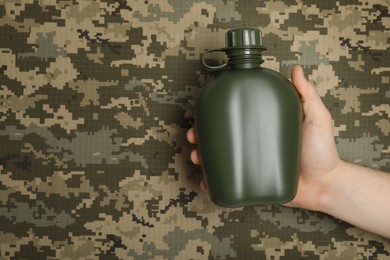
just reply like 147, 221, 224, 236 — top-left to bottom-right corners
187, 65, 390, 239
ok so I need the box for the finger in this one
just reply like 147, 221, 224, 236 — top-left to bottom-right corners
200, 179, 208, 192
291, 65, 312, 104
187, 128, 197, 144
190, 149, 201, 165
291, 65, 331, 122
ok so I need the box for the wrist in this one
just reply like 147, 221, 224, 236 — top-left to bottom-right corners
285, 159, 345, 211
317, 160, 351, 214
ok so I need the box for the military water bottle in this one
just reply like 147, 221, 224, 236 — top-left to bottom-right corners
195, 27, 302, 207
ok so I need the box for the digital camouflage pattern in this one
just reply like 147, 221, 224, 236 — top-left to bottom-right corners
0, 0, 389, 259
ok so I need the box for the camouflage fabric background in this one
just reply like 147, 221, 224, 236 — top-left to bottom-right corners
0, 0, 389, 259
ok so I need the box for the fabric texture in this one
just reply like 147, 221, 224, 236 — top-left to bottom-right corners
0, 0, 389, 259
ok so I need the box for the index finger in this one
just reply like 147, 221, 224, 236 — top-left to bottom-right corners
186, 128, 197, 144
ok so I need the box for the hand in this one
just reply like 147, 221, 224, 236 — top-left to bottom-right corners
187, 65, 342, 211
186, 127, 208, 193
282, 65, 342, 210
188, 65, 390, 238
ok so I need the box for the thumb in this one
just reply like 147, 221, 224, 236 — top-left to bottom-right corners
291, 65, 311, 103
291, 65, 331, 123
